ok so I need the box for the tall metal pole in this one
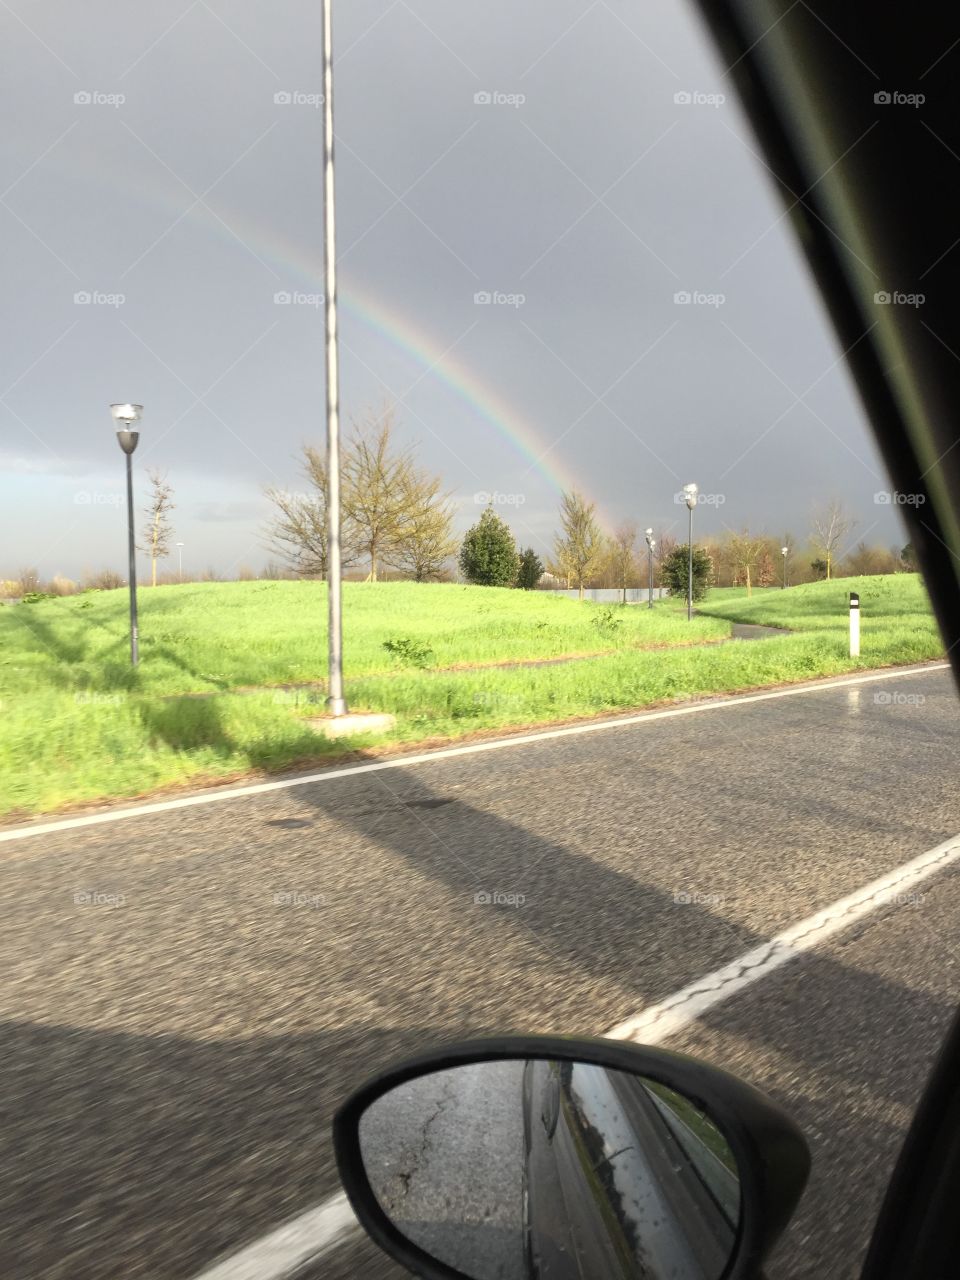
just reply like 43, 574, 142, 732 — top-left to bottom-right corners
125, 450, 139, 665
687, 503, 693, 621
322, 0, 347, 715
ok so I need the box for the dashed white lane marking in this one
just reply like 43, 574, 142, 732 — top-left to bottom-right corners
191, 1193, 358, 1280
0, 661, 948, 844
191, 829, 960, 1279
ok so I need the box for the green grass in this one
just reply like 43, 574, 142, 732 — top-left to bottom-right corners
0, 576, 942, 819
696, 573, 938, 641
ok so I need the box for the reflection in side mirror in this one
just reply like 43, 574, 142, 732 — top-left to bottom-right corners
357, 1058, 740, 1280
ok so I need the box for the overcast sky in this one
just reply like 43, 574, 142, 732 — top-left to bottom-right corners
0, 0, 907, 579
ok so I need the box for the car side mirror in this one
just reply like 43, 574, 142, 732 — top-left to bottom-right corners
334, 1035, 810, 1279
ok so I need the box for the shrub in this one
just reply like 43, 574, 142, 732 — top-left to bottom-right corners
516, 547, 544, 590
81, 568, 125, 591
592, 606, 624, 636
382, 635, 434, 668
661, 545, 712, 603
459, 508, 518, 587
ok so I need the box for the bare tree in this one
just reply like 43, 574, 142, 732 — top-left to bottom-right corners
342, 408, 420, 581
16, 567, 41, 595
141, 469, 175, 587
607, 521, 639, 602
266, 408, 450, 582
265, 443, 360, 577
810, 499, 855, 580
554, 490, 604, 600
384, 470, 457, 582
727, 529, 767, 595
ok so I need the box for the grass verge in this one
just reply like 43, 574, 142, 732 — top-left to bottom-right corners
0, 576, 942, 819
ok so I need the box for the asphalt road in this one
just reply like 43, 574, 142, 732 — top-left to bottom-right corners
1, 664, 958, 1279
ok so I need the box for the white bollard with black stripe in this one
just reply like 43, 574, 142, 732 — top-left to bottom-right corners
850, 591, 860, 657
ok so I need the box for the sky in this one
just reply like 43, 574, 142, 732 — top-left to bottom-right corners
0, 0, 910, 581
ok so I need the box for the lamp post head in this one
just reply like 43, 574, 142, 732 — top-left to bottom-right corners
781, 546, 789, 556
682, 482, 698, 510
644, 527, 655, 549
111, 403, 142, 455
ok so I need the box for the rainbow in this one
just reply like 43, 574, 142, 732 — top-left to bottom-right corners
66, 143, 616, 527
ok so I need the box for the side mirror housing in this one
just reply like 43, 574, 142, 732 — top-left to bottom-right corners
334, 1034, 810, 1279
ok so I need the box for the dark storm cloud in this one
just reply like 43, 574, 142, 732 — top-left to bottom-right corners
0, 0, 904, 575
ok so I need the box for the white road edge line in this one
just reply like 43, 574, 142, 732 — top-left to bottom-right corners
192, 830, 960, 1280
1, 662, 949, 845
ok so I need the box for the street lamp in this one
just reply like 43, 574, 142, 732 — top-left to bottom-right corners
321, 0, 347, 716
111, 403, 142, 665
644, 527, 656, 609
682, 483, 698, 621
781, 545, 789, 589
176, 541, 185, 583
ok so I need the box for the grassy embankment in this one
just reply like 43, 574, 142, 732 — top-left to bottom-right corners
0, 575, 941, 818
